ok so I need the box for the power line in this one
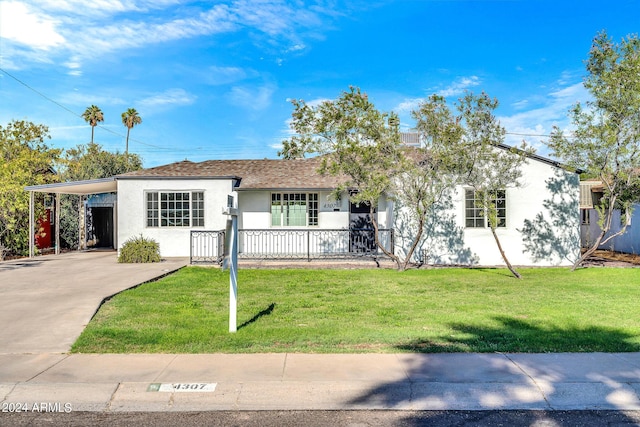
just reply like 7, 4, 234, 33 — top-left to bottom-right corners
1, 67, 575, 156
1, 67, 82, 119
0, 67, 170, 150
505, 131, 563, 138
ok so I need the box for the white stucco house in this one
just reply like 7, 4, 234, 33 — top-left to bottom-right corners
26, 146, 581, 266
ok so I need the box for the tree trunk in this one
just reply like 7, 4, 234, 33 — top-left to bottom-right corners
125, 128, 130, 155
368, 205, 402, 270
490, 226, 522, 279
572, 205, 630, 271
401, 216, 425, 271
572, 230, 606, 271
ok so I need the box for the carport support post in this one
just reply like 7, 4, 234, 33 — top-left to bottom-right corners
29, 191, 34, 258
55, 193, 60, 255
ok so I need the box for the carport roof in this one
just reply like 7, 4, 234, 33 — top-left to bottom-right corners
25, 177, 117, 195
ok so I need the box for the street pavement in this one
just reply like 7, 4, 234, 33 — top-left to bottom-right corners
0, 253, 639, 414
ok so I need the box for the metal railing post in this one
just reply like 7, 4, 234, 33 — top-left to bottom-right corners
190, 230, 193, 264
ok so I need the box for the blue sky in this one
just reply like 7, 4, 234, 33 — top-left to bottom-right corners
1, 0, 639, 168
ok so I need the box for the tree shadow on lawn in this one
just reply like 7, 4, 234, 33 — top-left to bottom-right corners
238, 303, 276, 330
396, 316, 640, 353
348, 316, 640, 423
466, 267, 520, 278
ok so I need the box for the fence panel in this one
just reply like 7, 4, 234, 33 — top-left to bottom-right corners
190, 230, 225, 264
190, 229, 393, 263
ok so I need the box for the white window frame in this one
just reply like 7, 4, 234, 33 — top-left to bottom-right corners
145, 191, 205, 228
464, 189, 507, 228
271, 192, 318, 227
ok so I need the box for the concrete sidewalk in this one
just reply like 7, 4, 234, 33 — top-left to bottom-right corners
1, 352, 639, 412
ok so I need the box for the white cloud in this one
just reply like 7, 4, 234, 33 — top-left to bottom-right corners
511, 99, 529, 110
64, 59, 82, 76
286, 44, 305, 53
139, 88, 197, 108
59, 92, 127, 107
79, 5, 238, 57
228, 83, 276, 111
306, 97, 331, 108
36, 0, 182, 16
394, 97, 424, 113
0, 1, 65, 49
283, 96, 330, 107
437, 75, 481, 97
207, 66, 248, 85
3, 1, 341, 72
498, 81, 589, 154
230, 0, 321, 37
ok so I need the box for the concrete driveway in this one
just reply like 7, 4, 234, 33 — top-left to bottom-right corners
0, 251, 188, 354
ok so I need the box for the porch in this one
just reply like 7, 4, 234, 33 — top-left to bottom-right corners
190, 228, 394, 264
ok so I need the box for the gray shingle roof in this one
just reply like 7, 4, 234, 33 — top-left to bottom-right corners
117, 157, 346, 190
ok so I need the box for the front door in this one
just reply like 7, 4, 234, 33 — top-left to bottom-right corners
349, 199, 376, 253
86, 207, 114, 248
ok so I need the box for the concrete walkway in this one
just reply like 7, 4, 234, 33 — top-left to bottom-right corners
0, 252, 188, 354
1, 352, 639, 411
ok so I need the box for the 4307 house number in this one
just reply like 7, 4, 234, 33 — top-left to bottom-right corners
147, 382, 217, 392
173, 383, 209, 390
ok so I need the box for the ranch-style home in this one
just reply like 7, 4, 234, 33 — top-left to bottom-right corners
26, 146, 581, 267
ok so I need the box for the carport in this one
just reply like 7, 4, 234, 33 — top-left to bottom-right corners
25, 177, 117, 257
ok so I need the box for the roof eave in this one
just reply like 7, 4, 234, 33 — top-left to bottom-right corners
25, 177, 117, 195
497, 143, 583, 174
236, 187, 339, 192
116, 175, 242, 180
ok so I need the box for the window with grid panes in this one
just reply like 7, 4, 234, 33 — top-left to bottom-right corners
271, 193, 318, 226
146, 191, 204, 227
465, 189, 506, 228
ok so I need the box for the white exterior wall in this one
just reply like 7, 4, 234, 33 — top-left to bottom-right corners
117, 182, 392, 258
117, 178, 234, 257
236, 190, 350, 256
238, 190, 350, 230
397, 159, 581, 267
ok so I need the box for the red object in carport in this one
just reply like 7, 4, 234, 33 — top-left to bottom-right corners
35, 208, 52, 249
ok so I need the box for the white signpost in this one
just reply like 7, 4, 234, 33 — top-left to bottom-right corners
223, 192, 239, 333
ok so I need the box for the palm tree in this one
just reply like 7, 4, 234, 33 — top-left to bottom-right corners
121, 108, 142, 155
81, 105, 104, 144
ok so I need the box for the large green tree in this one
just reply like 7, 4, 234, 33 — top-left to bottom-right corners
548, 31, 640, 270
121, 108, 142, 155
0, 120, 61, 258
82, 105, 104, 144
457, 93, 532, 279
281, 87, 456, 271
415, 92, 533, 279
59, 143, 142, 249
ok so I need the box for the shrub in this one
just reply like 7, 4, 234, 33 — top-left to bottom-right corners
118, 235, 161, 263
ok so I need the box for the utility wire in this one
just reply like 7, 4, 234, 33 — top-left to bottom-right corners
0, 67, 170, 150
2, 67, 573, 154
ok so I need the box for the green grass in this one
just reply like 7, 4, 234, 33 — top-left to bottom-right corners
71, 267, 640, 354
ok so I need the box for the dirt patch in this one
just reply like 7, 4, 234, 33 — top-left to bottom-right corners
582, 250, 640, 267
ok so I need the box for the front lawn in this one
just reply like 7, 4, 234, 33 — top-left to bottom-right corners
71, 267, 640, 353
